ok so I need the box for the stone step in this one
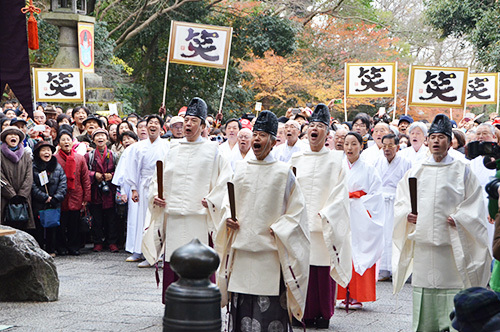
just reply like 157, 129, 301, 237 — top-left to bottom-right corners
85, 88, 115, 102
85, 101, 123, 114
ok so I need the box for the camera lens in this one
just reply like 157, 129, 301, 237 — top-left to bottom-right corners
486, 178, 500, 200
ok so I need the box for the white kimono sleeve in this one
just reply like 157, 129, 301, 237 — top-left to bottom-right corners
448, 169, 491, 288
319, 166, 352, 288
392, 171, 415, 294
141, 162, 166, 265
205, 151, 233, 239
271, 171, 310, 321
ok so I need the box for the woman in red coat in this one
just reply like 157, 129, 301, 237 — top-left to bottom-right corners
55, 125, 91, 256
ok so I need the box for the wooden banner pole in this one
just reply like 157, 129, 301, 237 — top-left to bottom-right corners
83, 72, 86, 107
496, 75, 499, 115
218, 28, 233, 116
393, 61, 398, 122
161, 21, 174, 108
463, 68, 470, 117
32, 67, 37, 112
405, 64, 412, 116
344, 62, 348, 122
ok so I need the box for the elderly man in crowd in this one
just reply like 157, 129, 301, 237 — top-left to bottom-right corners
399, 121, 429, 165
169, 116, 184, 140
33, 110, 46, 125
469, 123, 498, 244
393, 114, 491, 332
228, 127, 254, 170
333, 128, 348, 152
273, 119, 307, 162
361, 121, 391, 165
373, 133, 411, 282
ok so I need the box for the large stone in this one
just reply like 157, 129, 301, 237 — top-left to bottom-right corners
0, 226, 59, 301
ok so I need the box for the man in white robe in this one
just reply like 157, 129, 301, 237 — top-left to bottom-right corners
469, 123, 497, 245
149, 97, 232, 303
291, 104, 351, 329
273, 119, 307, 162
218, 118, 240, 159
125, 115, 170, 266
373, 134, 411, 281
111, 135, 140, 261
216, 110, 309, 331
228, 128, 254, 170
361, 121, 390, 166
333, 128, 347, 152
399, 121, 429, 166
393, 114, 491, 332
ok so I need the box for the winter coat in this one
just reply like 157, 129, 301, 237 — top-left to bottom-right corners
32, 157, 67, 215
55, 151, 91, 211
1, 147, 34, 229
85, 148, 117, 209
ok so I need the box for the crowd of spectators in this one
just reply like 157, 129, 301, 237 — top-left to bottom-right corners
0, 99, 498, 261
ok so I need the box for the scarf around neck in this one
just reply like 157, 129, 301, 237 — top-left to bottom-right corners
59, 149, 76, 190
1, 143, 24, 163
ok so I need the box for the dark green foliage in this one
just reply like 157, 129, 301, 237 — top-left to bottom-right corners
425, 0, 500, 70
105, 2, 298, 117
29, 18, 59, 66
238, 13, 298, 58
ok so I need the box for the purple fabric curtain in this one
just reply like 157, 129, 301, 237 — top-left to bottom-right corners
0, 0, 34, 118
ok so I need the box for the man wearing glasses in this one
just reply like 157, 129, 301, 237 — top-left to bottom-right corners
373, 134, 411, 282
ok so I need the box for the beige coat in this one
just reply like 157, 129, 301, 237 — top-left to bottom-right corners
393, 157, 491, 294
291, 147, 352, 288
143, 139, 231, 265
216, 156, 310, 321
1, 149, 34, 229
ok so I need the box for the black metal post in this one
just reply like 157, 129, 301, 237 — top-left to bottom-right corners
163, 238, 221, 332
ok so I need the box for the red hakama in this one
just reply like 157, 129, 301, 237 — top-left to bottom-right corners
337, 264, 376, 302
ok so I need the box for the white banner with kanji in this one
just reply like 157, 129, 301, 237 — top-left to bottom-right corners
34, 68, 84, 103
169, 21, 232, 69
408, 65, 468, 108
467, 73, 498, 105
346, 63, 396, 97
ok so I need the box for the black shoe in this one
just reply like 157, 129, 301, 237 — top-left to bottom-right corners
304, 319, 316, 328
291, 317, 302, 327
68, 250, 80, 256
316, 317, 329, 329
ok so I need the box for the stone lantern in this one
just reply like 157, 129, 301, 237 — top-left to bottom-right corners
42, 0, 121, 113
42, 0, 97, 81
50, 0, 87, 15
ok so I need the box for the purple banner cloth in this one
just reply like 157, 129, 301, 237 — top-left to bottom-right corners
0, 0, 34, 118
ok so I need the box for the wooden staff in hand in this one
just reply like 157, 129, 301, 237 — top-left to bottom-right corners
408, 177, 418, 224
226, 182, 239, 230
153, 160, 166, 208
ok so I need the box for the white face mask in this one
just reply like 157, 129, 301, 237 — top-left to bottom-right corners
400, 143, 407, 150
